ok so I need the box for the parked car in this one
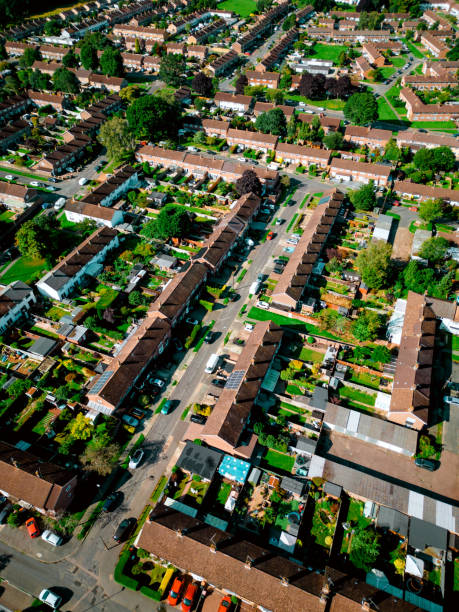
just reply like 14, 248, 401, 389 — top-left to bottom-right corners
129, 449, 144, 470
167, 576, 185, 606
256, 301, 270, 310
211, 378, 225, 387
122, 414, 139, 427
244, 322, 255, 331
25, 517, 40, 538
283, 246, 295, 253
181, 583, 199, 612
41, 530, 63, 546
4, 174, 14, 181
415, 457, 438, 471
113, 517, 136, 542
129, 407, 145, 420
161, 400, 175, 415
38, 589, 62, 610
190, 413, 206, 425
102, 491, 123, 513
151, 378, 165, 388
0, 502, 13, 524
218, 595, 233, 611
203, 331, 216, 344
266, 231, 275, 241
186, 317, 199, 325
173, 338, 184, 351
30, 181, 40, 187
275, 218, 284, 225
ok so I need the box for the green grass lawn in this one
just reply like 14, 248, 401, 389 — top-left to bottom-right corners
263, 449, 295, 473
339, 386, 376, 406
0, 256, 45, 284
299, 347, 323, 363
311, 43, 347, 63
378, 97, 398, 121
380, 67, 396, 79
391, 55, 408, 68
349, 371, 380, 390
0, 210, 15, 222
286, 94, 345, 111
218, 0, 256, 17
404, 39, 424, 58
411, 120, 457, 130
216, 482, 232, 505
248, 307, 342, 341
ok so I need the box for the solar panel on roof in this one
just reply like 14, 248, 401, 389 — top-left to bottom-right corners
90, 370, 113, 394
318, 196, 330, 205
225, 369, 245, 390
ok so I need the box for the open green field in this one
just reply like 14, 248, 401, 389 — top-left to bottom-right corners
311, 43, 347, 63
403, 39, 425, 58
391, 55, 408, 68
378, 97, 398, 121
286, 94, 345, 111
380, 67, 396, 79
411, 120, 457, 130
0, 256, 45, 284
219, 0, 256, 17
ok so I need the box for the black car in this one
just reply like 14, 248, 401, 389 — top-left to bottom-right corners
113, 517, 136, 542
204, 331, 216, 344
0, 502, 13, 524
229, 292, 240, 302
415, 457, 438, 471
274, 259, 287, 266
102, 491, 123, 513
190, 413, 207, 425
211, 378, 226, 387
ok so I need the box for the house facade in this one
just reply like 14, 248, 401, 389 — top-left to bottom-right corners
0, 281, 36, 334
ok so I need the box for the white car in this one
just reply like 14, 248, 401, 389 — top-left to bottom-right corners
30, 181, 40, 187
129, 449, 145, 469
39, 589, 62, 610
287, 238, 299, 245
256, 301, 270, 310
4, 174, 14, 181
41, 530, 63, 546
244, 322, 255, 331
152, 378, 165, 388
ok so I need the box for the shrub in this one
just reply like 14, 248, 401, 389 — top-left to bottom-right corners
140, 586, 161, 600
114, 551, 139, 591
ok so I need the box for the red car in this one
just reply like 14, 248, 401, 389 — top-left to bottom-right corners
267, 231, 275, 241
409, 206, 417, 212
167, 577, 185, 607
25, 517, 40, 538
181, 583, 198, 612
218, 595, 233, 611
393, 200, 400, 206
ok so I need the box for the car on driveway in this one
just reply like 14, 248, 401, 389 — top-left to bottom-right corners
190, 413, 207, 425
39, 589, 62, 610
129, 449, 144, 469
41, 530, 63, 546
256, 301, 270, 310
113, 517, 136, 542
122, 414, 139, 427
211, 378, 225, 387
151, 378, 165, 388
26, 517, 40, 538
181, 583, 199, 612
167, 576, 185, 607
186, 317, 199, 325
218, 595, 233, 611
415, 457, 438, 471
102, 491, 123, 512
283, 246, 295, 253
0, 502, 13, 524
244, 322, 255, 331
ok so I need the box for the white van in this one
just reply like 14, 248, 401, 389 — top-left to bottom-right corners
78, 177, 88, 186
205, 353, 219, 374
249, 281, 261, 295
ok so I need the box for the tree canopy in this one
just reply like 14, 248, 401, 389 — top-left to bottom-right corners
79, 42, 98, 71
191, 72, 213, 96
352, 310, 383, 341
15, 215, 59, 260
99, 46, 123, 77
413, 146, 455, 172
98, 116, 134, 161
418, 236, 450, 264
350, 181, 377, 211
159, 53, 186, 87
143, 204, 192, 240
53, 67, 80, 93
323, 131, 343, 150
255, 108, 287, 136
236, 169, 262, 196
344, 92, 378, 126
126, 95, 181, 141
356, 240, 392, 289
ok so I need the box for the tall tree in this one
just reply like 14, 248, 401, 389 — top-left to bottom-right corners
419, 198, 443, 223
53, 67, 80, 93
143, 204, 192, 240
79, 42, 98, 71
418, 237, 450, 264
356, 241, 392, 289
191, 72, 213, 96
19, 46, 39, 68
98, 116, 134, 161
323, 131, 343, 150
99, 46, 123, 77
255, 108, 287, 136
350, 181, 377, 211
344, 92, 378, 126
62, 49, 79, 68
126, 95, 181, 141
236, 170, 262, 196
159, 53, 186, 87
235, 73, 248, 95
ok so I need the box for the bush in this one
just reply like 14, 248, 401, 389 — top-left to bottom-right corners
140, 586, 161, 600
114, 550, 139, 591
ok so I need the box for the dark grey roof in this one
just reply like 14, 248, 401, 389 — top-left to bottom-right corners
377, 506, 409, 537
309, 386, 328, 411
281, 476, 304, 496
408, 517, 448, 551
176, 441, 222, 481
29, 336, 57, 357
323, 482, 342, 498
296, 436, 317, 454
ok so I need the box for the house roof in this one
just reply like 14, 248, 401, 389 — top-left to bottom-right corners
29, 336, 57, 357
214, 92, 253, 106
155, 262, 208, 321
175, 440, 222, 481
330, 158, 392, 177
0, 281, 33, 317
377, 506, 409, 536
0, 441, 75, 511
408, 517, 448, 551
64, 200, 118, 222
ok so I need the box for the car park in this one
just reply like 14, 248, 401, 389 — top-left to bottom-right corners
41, 530, 63, 546
26, 517, 40, 538
167, 577, 185, 606
129, 449, 144, 469
181, 583, 198, 612
113, 517, 136, 542
39, 589, 62, 610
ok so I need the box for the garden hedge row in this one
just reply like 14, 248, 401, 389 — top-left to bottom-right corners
140, 586, 162, 600
114, 550, 139, 591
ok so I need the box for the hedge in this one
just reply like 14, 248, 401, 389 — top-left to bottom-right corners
114, 550, 139, 591
140, 586, 161, 600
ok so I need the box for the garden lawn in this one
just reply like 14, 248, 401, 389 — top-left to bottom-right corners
377, 97, 398, 121
0, 210, 14, 222
391, 55, 408, 68
0, 256, 45, 284
349, 371, 380, 390
403, 39, 424, 58
248, 306, 342, 341
299, 347, 323, 363
411, 120, 456, 131
264, 449, 295, 473
339, 386, 376, 406
380, 67, 396, 79
218, 0, 256, 17
217, 482, 232, 505
311, 43, 347, 63
285, 94, 345, 111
